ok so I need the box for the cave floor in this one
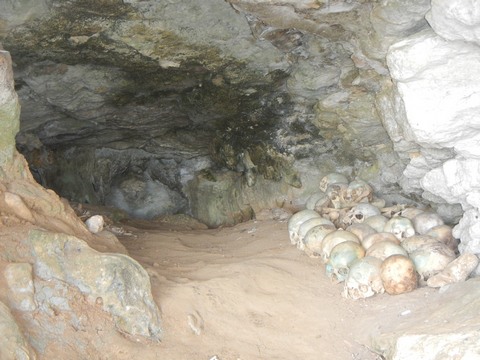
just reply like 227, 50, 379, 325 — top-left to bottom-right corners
114, 211, 438, 360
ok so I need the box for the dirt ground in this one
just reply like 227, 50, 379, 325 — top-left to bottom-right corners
111, 210, 438, 360
1, 204, 445, 360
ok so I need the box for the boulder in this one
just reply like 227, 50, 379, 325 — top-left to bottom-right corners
28, 229, 163, 340
387, 29, 480, 158
372, 278, 480, 359
427, 0, 480, 45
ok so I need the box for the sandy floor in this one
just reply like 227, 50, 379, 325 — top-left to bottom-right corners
114, 212, 437, 360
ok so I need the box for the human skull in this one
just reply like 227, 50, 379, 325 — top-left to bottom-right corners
344, 179, 374, 205
380, 255, 418, 295
412, 211, 444, 235
343, 256, 384, 300
361, 232, 400, 251
319, 172, 349, 192
383, 216, 415, 240
325, 183, 350, 209
326, 241, 365, 283
320, 229, 361, 263
297, 217, 334, 250
364, 215, 388, 233
365, 240, 408, 261
346, 223, 377, 242
287, 210, 320, 245
343, 203, 381, 226
426, 225, 459, 253
305, 192, 330, 211
409, 242, 457, 281
400, 235, 441, 254
303, 224, 336, 257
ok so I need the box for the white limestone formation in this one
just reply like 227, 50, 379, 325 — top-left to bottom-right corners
427, 0, 480, 45
386, 4, 480, 272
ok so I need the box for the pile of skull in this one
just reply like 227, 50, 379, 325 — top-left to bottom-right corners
288, 173, 479, 300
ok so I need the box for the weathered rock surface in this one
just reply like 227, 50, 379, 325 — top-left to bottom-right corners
1, 0, 480, 358
1, 0, 417, 225
385, 3, 480, 270
372, 278, 480, 359
0, 300, 36, 360
4, 262, 37, 312
29, 229, 162, 340
0, 48, 163, 357
427, 0, 480, 45
387, 30, 480, 158
0, 50, 20, 168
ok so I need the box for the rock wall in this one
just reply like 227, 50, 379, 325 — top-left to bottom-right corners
384, 0, 480, 269
0, 50, 163, 358
0, 0, 477, 251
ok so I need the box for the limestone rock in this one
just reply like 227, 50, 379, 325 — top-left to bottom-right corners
4, 263, 37, 312
421, 158, 480, 209
106, 174, 188, 219
427, 0, 480, 45
372, 278, 480, 359
387, 29, 480, 158
0, 50, 20, 170
427, 253, 479, 288
28, 229, 162, 340
453, 209, 480, 261
0, 300, 36, 360
2, 192, 34, 223
85, 215, 104, 234
371, 0, 431, 38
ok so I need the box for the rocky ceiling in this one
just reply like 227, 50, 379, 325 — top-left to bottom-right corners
0, 0, 479, 242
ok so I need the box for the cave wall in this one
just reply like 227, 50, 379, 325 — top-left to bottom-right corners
0, 50, 164, 357
0, 0, 478, 248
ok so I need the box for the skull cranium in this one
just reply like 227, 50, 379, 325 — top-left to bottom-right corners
343, 256, 384, 300
297, 217, 334, 250
412, 211, 444, 235
321, 229, 361, 263
380, 254, 418, 295
344, 179, 374, 205
365, 240, 408, 261
319, 173, 349, 192
343, 203, 381, 226
287, 210, 320, 245
383, 216, 415, 240
326, 241, 365, 283
409, 242, 456, 281
325, 183, 349, 209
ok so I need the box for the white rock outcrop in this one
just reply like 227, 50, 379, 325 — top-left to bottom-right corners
387, 30, 480, 158
427, 0, 480, 44
386, 4, 480, 270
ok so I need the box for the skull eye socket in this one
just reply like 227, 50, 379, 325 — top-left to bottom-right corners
355, 214, 364, 220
